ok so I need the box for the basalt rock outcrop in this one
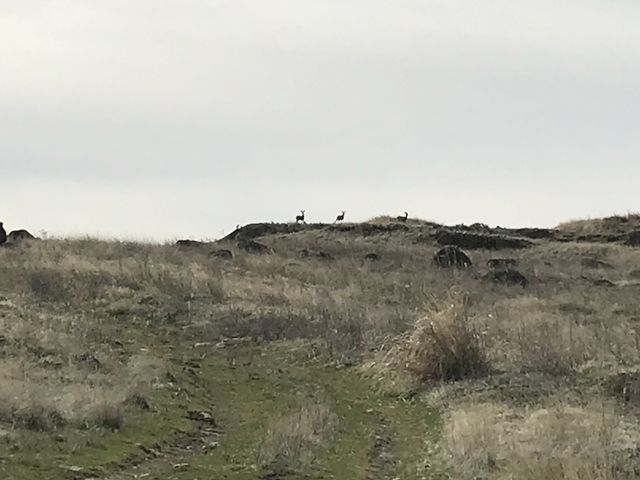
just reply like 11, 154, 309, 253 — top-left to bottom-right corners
433, 246, 472, 269
484, 268, 529, 287
435, 229, 532, 250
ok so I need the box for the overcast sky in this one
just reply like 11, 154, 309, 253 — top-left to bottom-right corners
1, 1, 639, 240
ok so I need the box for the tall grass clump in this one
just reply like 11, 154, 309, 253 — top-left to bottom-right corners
381, 292, 489, 385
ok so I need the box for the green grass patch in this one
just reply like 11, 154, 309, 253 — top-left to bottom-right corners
172, 342, 441, 479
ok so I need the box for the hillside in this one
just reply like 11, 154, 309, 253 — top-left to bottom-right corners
1, 215, 640, 479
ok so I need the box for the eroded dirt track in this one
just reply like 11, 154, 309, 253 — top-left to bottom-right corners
82, 415, 223, 480
365, 415, 396, 480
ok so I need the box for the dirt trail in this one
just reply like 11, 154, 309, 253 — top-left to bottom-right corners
80, 414, 223, 480
365, 415, 396, 480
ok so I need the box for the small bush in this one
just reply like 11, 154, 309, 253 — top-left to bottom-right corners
391, 293, 489, 383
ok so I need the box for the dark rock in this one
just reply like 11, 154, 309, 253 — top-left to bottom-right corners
138, 295, 159, 306
433, 246, 472, 269
591, 278, 616, 288
224, 223, 323, 242
334, 223, 409, 236
176, 240, 209, 248
581, 257, 614, 270
484, 268, 528, 287
239, 240, 274, 254
75, 352, 102, 371
187, 410, 219, 427
7, 229, 36, 243
487, 258, 518, 269
606, 372, 640, 402
222, 222, 411, 243
626, 231, 640, 247
576, 233, 627, 244
456, 225, 557, 240
38, 355, 64, 369
0, 223, 6, 245
434, 229, 532, 250
299, 249, 333, 260
126, 393, 151, 410
468, 222, 491, 231
364, 253, 380, 261
579, 275, 616, 287
210, 249, 233, 259
505, 228, 557, 240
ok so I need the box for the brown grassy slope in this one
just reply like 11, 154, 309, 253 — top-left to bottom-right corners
1, 218, 640, 479
558, 213, 640, 236
0, 239, 223, 431
223, 220, 640, 479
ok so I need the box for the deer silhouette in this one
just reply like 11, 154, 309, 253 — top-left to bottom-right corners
335, 211, 345, 223
396, 212, 408, 222
296, 210, 306, 224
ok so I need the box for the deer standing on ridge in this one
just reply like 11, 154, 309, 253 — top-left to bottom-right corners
397, 212, 408, 222
296, 210, 306, 224
335, 211, 345, 223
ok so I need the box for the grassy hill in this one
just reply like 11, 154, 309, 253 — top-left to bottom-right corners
1, 215, 640, 479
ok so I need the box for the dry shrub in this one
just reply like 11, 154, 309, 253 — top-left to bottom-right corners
259, 404, 337, 471
442, 400, 640, 480
386, 293, 489, 383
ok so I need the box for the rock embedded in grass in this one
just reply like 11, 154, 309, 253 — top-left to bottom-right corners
176, 239, 210, 248
626, 231, 640, 247
239, 240, 274, 254
7, 229, 37, 243
484, 268, 528, 287
299, 248, 333, 260
433, 246, 472, 269
434, 229, 532, 250
210, 249, 233, 259
581, 257, 614, 270
487, 258, 518, 269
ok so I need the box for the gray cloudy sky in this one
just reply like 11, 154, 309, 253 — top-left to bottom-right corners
2, 1, 639, 240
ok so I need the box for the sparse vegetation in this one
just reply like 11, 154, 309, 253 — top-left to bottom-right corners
441, 400, 640, 480
259, 404, 338, 472
0, 215, 639, 478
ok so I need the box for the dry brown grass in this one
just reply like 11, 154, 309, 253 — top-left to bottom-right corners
258, 404, 337, 472
441, 399, 640, 480
1, 218, 640, 478
0, 240, 195, 432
